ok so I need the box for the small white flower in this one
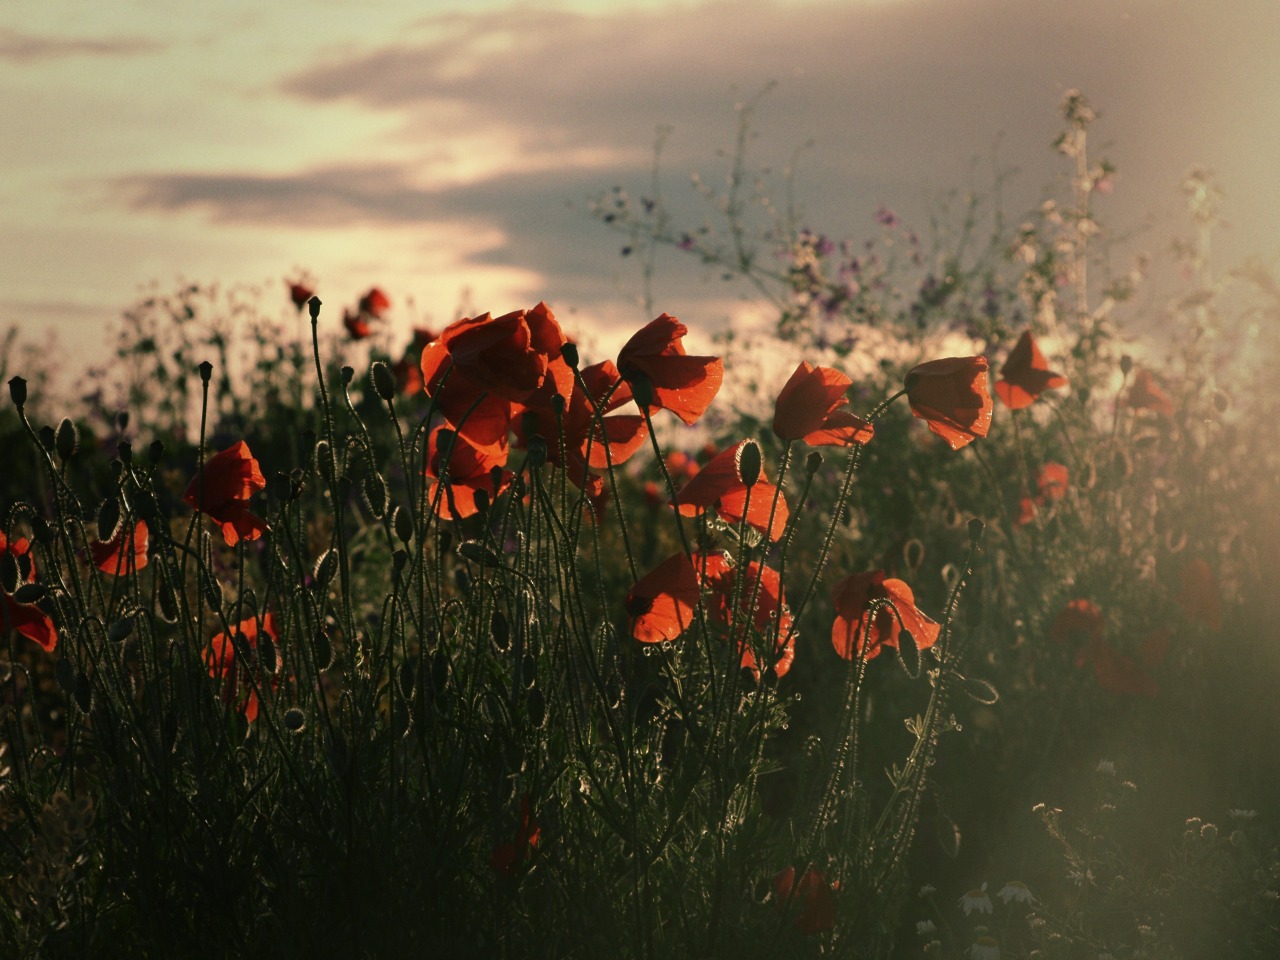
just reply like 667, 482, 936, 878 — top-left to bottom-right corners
970, 934, 1000, 960
959, 883, 993, 916
1228, 808, 1259, 820
916, 919, 937, 936
997, 880, 1035, 904
1095, 760, 1116, 775
918, 884, 937, 897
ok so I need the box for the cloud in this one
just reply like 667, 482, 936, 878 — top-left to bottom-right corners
0, 28, 162, 64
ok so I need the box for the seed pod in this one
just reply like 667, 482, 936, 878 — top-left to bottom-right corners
371, 361, 396, 401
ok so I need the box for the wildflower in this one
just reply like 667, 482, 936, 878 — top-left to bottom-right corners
918, 885, 937, 898
1228, 809, 1258, 820
773, 866, 837, 934
182, 441, 267, 547
627, 553, 701, 644
392, 327, 438, 396
665, 449, 700, 482
1126, 368, 1175, 417
772, 362, 874, 446
0, 528, 57, 652
1036, 462, 1069, 500
1015, 496, 1038, 526
616, 313, 723, 425
970, 935, 1000, 960
426, 426, 512, 520
958, 883, 993, 916
698, 552, 795, 678
1176, 557, 1222, 630
672, 441, 789, 541
904, 356, 993, 450
831, 570, 940, 661
1096, 760, 1116, 775
287, 280, 315, 310
89, 519, 149, 575
997, 880, 1034, 904
994, 330, 1067, 409
491, 795, 541, 877
916, 920, 937, 936
205, 611, 280, 723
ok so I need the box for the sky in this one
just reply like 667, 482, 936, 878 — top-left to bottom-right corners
4, 0, 1280, 388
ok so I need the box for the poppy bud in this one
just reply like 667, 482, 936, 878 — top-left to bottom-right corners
149, 440, 165, 462
340, 365, 354, 387
1120, 354, 1133, 376
393, 506, 413, 544
437, 528, 453, 554
117, 411, 130, 431
313, 629, 332, 670
960, 676, 999, 704
108, 616, 134, 643
459, 540, 503, 568
0, 552, 18, 594
51, 419, 76, 463
550, 393, 566, 417
31, 515, 53, 544
737, 440, 762, 488
629, 373, 654, 411
198, 361, 213, 383
371, 361, 397, 401
491, 610, 510, 650
454, 567, 471, 595
269, 472, 292, 502
967, 517, 985, 545
8, 375, 27, 408
526, 435, 548, 471
308, 295, 322, 320
806, 451, 824, 475
391, 549, 408, 576
13, 583, 45, 605
97, 498, 120, 540
561, 342, 579, 369
117, 441, 133, 465
38, 425, 55, 451
283, 708, 306, 732
472, 489, 490, 514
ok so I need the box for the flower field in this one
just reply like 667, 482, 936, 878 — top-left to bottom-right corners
1, 92, 1278, 958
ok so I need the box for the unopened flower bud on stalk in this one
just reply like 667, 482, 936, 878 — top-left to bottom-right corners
8, 375, 26, 409
307, 295, 322, 320
198, 361, 213, 384
737, 440, 762, 488
371, 361, 397, 401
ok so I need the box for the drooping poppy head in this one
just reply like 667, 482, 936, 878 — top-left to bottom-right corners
90, 519, 149, 575
994, 330, 1068, 409
904, 356, 993, 450
616, 314, 724, 425
772, 362, 874, 446
773, 866, 837, 934
1126, 369, 1175, 417
182, 441, 267, 547
205, 611, 280, 723
0, 529, 57, 652
831, 570, 940, 661
627, 553, 701, 643
671, 441, 789, 541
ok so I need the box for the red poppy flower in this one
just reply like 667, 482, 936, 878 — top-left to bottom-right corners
665, 450, 700, 482
1050, 598, 1104, 667
772, 362, 875, 446
358, 287, 391, 319
1176, 557, 1222, 630
831, 570, 940, 660
616, 314, 723, 425
424, 302, 567, 403
343, 309, 372, 340
426, 426, 512, 520
698, 553, 795, 678
393, 327, 438, 396
287, 280, 315, 311
994, 330, 1068, 409
672, 441, 789, 541
491, 795, 541, 877
89, 519, 148, 575
205, 611, 280, 723
1015, 496, 1038, 526
183, 441, 267, 547
1036, 462, 1069, 500
773, 866, 837, 935
0, 529, 57, 652
904, 356, 993, 450
1126, 369, 1175, 417
628, 553, 701, 643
